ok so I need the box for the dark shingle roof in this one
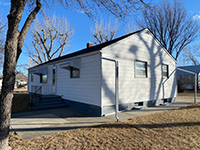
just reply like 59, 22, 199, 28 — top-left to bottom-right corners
29, 28, 146, 69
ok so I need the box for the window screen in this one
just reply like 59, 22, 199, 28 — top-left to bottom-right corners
70, 67, 80, 78
135, 61, 147, 77
162, 64, 168, 78
40, 74, 47, 83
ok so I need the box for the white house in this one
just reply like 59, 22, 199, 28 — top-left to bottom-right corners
28, 28, 177, 116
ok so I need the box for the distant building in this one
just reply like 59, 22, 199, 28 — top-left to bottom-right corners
0, 72, 28, 89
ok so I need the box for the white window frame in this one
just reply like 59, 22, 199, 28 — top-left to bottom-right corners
135, 60, 147, 78
162, 64, 169, 78
40, 74, 48, 83
31, 73, 33, 82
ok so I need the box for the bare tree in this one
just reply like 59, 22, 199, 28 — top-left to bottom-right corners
0, 0, 150, 149
177, 75, 195, 92
180, 45, 200, 66
0, 17, 6, 68
0, 1, 41, 149
28, 14, 74, 65
125, 22, 140, 34
90, 18, 118, 44
137, 0, 200, 60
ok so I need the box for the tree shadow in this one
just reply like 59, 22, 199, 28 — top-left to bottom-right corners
137, 32, 177, 103
93, 122, 200, 129
101, 44, 139, 113
101, 29, 178, 116
101, 29, 177, 115
137, 34, 163, 101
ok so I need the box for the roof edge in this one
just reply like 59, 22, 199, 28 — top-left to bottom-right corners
28, 28, 147, 70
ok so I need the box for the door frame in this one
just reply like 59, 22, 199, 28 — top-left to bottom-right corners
51, 66, 57, 94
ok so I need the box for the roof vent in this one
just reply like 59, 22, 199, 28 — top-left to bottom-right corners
145, 30, 151, 35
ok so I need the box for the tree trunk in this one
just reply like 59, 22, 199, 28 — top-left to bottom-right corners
0, 35, 18, 149
0, 0, 41, 149
0, 1, 22, 148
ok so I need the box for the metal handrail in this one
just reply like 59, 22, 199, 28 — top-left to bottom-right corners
34, 86, 42, 95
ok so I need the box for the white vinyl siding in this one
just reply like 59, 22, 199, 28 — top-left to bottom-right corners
56, 54, 101, 106
28, 66, 52, 95
29, 54, 101, 106
101, 29, 177, 106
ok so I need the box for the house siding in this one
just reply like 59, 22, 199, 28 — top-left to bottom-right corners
28, 65, 52, 95
29, 53, 102, 109
56, 54, 101, 106
101, 30, 177, 114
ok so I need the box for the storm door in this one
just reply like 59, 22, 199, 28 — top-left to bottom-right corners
51, 67, 56, 94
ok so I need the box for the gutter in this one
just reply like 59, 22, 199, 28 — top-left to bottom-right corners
101, 52, 119, 122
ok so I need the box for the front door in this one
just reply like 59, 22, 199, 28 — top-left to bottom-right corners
52, 67, 56, 94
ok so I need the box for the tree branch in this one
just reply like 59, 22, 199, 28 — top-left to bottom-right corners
17, 0, 41, 60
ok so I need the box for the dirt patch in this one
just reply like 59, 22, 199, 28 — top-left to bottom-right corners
12, 88, 31, 113
14, 88, 28, 93
9, 103, 200, 150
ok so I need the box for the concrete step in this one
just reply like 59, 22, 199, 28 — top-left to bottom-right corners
36, 98, 63, 103
31, 104, 68, 110
39, 95, 62, 100
31, 95, 67, 110
34, 100, 67, 107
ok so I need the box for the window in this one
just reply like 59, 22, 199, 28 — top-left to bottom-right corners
70, 67, 80, 78
40, 74, 47, 83
31, 74, 33, 82
162, 64, 169, 78
135, 60, 147, 78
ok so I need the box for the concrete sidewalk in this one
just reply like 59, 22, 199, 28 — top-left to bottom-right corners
10, 97, 195, 141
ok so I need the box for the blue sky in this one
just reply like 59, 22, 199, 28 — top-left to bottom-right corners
0, 0, 200, 72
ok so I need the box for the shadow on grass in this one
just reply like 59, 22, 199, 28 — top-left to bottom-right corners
177, 105, 200, 110
12, 93, 31, 113
11, 122, 200, 132
94, 122, 200, 129
10, 126, 87, 132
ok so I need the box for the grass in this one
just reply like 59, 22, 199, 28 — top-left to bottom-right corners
9, 102, 200, 150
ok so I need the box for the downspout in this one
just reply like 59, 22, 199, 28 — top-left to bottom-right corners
177, 68, 197, 103
101, 51, 119, 122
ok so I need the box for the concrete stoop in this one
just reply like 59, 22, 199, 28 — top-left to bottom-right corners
31, 95, 68, 110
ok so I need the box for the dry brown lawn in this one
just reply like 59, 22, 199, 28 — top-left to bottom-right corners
178, 90, 200, 98
12, 88, 31, 113
9, 103, 200, 150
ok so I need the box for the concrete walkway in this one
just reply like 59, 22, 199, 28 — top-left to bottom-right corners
10, 97, 195, 141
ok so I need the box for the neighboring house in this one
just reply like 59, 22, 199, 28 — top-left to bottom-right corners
0, 72, 28, 89
177, 65, 200, 90
28, 28, 177, 116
